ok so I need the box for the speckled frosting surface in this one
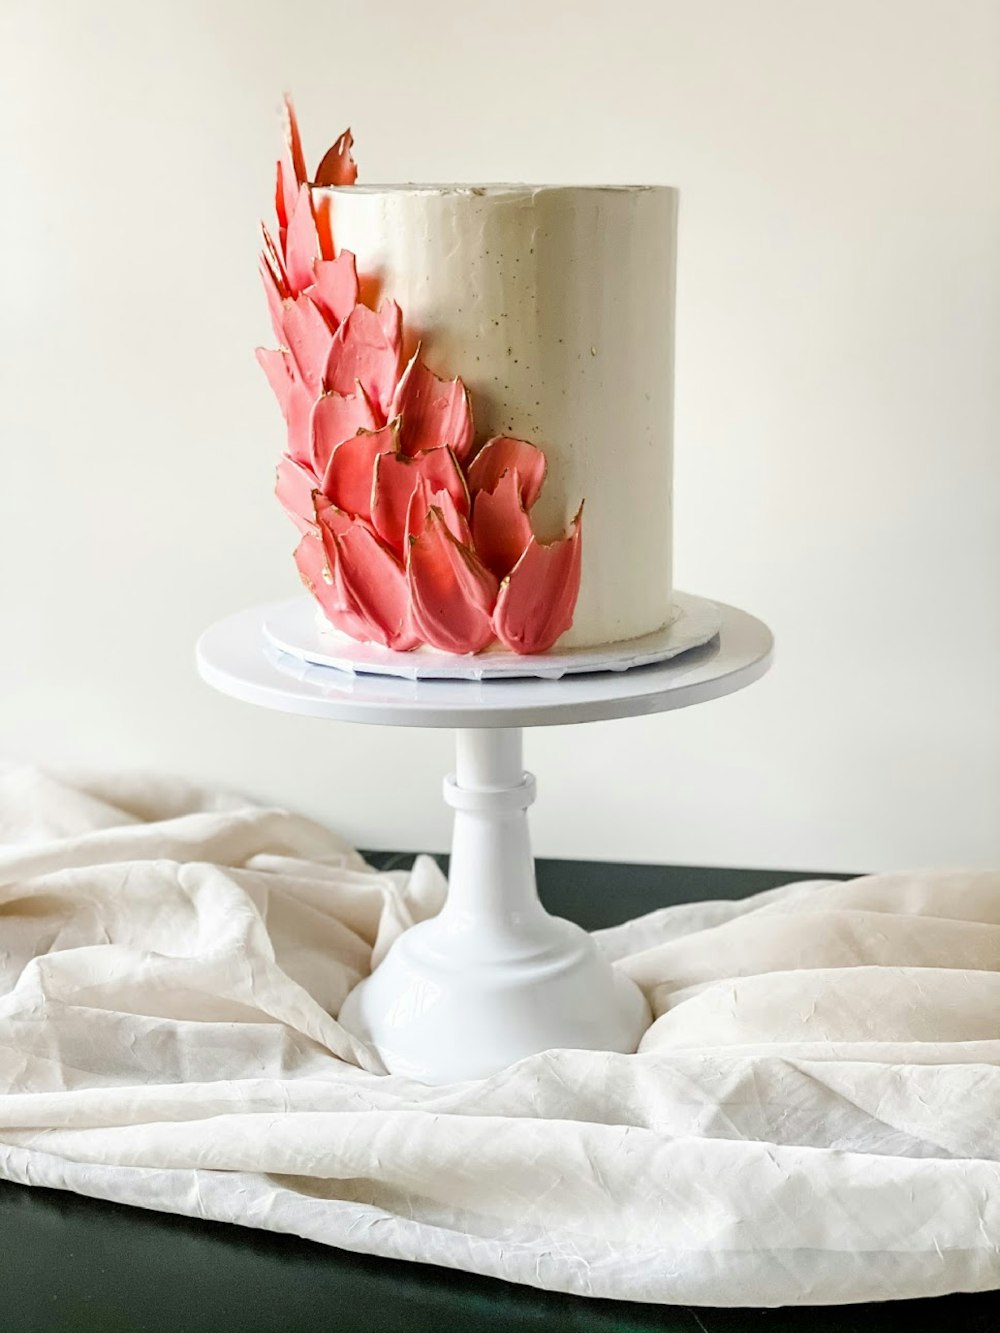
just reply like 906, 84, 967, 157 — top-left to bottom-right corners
319, 185, 678, 649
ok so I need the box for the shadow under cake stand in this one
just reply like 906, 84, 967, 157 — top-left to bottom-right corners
196, 595, 773, 1084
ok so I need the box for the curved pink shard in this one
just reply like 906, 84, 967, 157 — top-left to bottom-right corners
309, 386, 378, 479
276, 454, 320, 534
315, 128, 358, 187
406, 475, 472, 547
372, 445, 468, 555
315, 496, 418, 651
324, 302, 402, 419
294, 529, 372, 642
284, 97, 308, 187
320, 421, 396, 520
284, 375, 315, 467
259, 346, 315, 470
467, 436, 547, 510
256, 347, 296, 420
276, 96, 307, 233
377, 299, 402, 352
493, 505, 583, 654
472, 467, 533, 580
259, 225, 292, 342
390, 352, 474, 461
279, 292, 335, 394
408, 509, 498, 654
284, 184, 328, 294
307, 250, 359, 329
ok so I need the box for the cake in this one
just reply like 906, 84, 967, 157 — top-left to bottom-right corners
259, 101, 677, 655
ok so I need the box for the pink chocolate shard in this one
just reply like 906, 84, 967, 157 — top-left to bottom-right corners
293, 530, 372, 642
320, 421, 396, 521
276, 96, 308, 233
285, 375, 315, 467
284, 97, 308, 188
315, 495, 418, 651
493, 505, 583, 654
281, 292, 335, 393
390, 352, 474, 461
406, 475, 472, 547
276, 454, 320, 534
467, 436, 547, 510
377, 299, 402, 351
307, 250, 359, 329
315, 128, 358, 187
256, 347, 296, 420
372, 446, 468, 555
259, 227, 291, 342
324, 302, 402, 419
471, 467, 533, 580
258, 345, 314, 469
408, 508, 499, 654
284, 184, 326, 294
310, 386, 379, 479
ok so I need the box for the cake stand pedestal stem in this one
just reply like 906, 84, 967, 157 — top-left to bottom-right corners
440, 728, 547, 954
336, 724, 650, 1083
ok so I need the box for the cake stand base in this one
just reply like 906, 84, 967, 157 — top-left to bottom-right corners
338, 727, 650, 1083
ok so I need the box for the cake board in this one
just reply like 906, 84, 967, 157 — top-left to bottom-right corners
196, 598, 773, 1083
263, 591, 723, 682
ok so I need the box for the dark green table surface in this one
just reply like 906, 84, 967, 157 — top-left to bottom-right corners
2, 857, 996, 1332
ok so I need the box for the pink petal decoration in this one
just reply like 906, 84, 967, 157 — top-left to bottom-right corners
293, 530, 372, 642
276, 454, 320, 534
493, 505, 584, 654
284, 184, 327, 294
284, 98, 307, 195
408, 508, 499, 654
372, 446, 468, 555
320, 421, 396, 521
259, 226, 291, 342
390, 352, 474, 461
307, 250, 359, 329
467, 436, 547, 510
275, 159, 290, 237
310, 386, 378, 479
315, 496, 418, 651
406, 475, 472, 547
281, 292, 335, 393
315, 128, 358, 187
377, 299, 403, 353
256, 347, 296, 420
324, 302, 402, 419
276, 96, 307, 233
471, 467, 533, 580
285, 376, 315, 467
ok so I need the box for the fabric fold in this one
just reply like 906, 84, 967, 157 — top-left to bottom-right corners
0, 765, 997, 1308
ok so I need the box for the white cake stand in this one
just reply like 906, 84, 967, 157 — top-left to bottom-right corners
196, 597, 773, 1084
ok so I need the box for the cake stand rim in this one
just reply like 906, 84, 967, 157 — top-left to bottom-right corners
195, 596, 774, 730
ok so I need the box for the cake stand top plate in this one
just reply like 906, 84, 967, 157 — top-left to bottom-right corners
195, 597, 773, 730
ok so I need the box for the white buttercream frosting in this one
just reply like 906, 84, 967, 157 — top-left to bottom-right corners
317, 183, 678, 649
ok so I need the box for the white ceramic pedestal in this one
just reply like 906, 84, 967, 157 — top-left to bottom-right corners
196, 596, 773, 1084
339, 727, 649, 1081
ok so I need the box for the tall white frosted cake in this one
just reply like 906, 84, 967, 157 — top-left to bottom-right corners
260, 104, 677, 657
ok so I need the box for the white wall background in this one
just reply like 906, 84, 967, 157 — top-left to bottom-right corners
2, 0, 998, 872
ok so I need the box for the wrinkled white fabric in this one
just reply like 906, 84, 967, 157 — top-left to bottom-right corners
0, 765, 998, 1307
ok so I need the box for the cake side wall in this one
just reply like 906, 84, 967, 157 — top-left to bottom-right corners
323, 186, 676, 648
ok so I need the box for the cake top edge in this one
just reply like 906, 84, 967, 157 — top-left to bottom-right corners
310, 183, 678, 197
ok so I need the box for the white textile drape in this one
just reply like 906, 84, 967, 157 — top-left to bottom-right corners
0, 766, 997, 1307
